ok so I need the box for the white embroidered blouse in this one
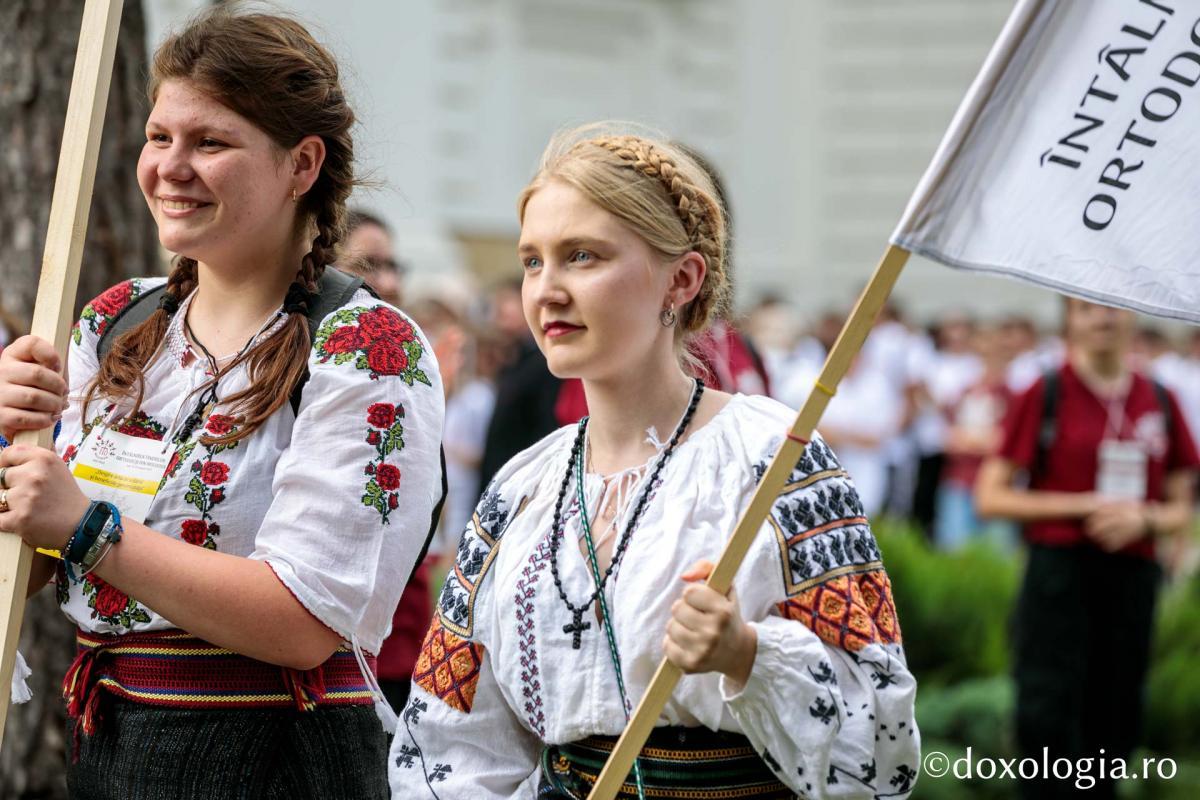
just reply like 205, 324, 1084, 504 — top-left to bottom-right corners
390, 393, 920, 799
52, 277, 445, 655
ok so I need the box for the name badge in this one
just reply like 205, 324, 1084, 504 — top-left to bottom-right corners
1096, 439, 1147, 501
71, 428, 172, 524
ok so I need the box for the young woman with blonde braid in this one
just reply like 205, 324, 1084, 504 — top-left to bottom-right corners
0, 9, 442, 798
390, 126, 919, 799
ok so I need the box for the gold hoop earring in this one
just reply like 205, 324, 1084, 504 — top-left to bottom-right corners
660, 303, 677, 328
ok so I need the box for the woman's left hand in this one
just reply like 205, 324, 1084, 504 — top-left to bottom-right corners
663, 559, 758, 690
0, 443, 91, 550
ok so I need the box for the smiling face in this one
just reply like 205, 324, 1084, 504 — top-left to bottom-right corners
137, 79, 298, 267
519, 181, 678, 381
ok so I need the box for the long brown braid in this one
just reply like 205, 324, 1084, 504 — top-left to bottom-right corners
85, 8, 357, 446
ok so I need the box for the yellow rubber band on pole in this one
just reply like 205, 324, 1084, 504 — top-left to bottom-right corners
814, 381, 837, 397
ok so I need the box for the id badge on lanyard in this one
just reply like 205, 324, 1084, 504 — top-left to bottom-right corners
70, 427, 173, 525
1096, 439, 1148, 501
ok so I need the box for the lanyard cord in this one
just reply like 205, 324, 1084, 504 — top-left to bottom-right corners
175, 311, 274, 444
1095, 378, 1133, 442
574, 450, 646, 800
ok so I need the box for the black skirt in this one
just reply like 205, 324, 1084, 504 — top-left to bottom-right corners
66, 697, 388, 800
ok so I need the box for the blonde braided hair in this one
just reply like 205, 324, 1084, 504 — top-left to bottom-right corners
519, 125, 730, 335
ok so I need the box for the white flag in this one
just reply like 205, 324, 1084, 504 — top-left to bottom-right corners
892, 0, 1200, 324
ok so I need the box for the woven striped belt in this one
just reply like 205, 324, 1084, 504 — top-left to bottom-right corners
539, 727, 794, 799
64, 628, 375, 749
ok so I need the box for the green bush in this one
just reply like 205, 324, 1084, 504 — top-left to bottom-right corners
916, 677, 1015, 759
874, 520, 1019, 686
1144, 577, 1200, 760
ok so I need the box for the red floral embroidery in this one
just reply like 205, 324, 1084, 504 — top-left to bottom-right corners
366, 338, 408, 377
313, 305, 430, 385
180, 519, 209, 546
361, 402, 405, 524
367, 402, 396, 429
80, 573, 151, 627
181, 424, 240, 549
204, 414, 236, 436
91, 282, 133, 317
93, 583, 128, 618
323, 325, 365, 354
359, 308, 415, 343
200, 462, 230, 486
375, 464, 401, 491
73, 280, 148, 346
112, 411, 166, 441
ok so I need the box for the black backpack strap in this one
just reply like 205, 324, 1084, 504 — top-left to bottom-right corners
1033, 367, 1060, 480
405, 447, 449, 585
288, 266, 376, 417
302, 266, 372, 341
97, 282, 168, 361
1150, 379, 1174, 439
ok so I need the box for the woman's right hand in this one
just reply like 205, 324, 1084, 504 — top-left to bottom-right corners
0, 335, 68, 442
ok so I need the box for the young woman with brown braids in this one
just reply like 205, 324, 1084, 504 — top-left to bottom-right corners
390, 126, 919, 799
0, 9, 442, 798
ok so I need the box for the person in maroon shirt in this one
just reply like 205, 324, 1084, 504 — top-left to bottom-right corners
977, 297, 1199, 800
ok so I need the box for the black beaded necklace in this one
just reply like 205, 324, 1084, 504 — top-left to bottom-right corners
549, 377, 704, 649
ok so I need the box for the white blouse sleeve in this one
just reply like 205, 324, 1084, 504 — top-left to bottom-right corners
390, 483, 542, 799
60, 278, 168, 456
249, 301, 445, 654
722, 434, 920, 799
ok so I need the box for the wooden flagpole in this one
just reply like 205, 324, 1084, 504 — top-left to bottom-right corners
588, 243, 910, 800
0, 0, 124, 748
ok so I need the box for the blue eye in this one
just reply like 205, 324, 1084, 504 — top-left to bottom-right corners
569, 250, 592, 264
523, 256, 542, 270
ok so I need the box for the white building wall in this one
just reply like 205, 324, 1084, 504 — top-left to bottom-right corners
144, 0, 1058, 323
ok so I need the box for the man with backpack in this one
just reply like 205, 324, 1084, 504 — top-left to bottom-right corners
976, 296, 1198, 799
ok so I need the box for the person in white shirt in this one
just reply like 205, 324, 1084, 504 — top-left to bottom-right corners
390, 125, 919, 800
0, 9, 442, 798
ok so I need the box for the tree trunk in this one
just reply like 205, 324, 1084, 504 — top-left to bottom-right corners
0, 0, 159, 326
0, 3, 156, 797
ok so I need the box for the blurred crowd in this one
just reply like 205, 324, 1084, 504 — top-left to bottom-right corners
757, 298, 1200, 554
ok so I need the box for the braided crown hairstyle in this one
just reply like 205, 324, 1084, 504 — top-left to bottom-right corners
86, 6, 357, 445
517, 124, 731, 339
